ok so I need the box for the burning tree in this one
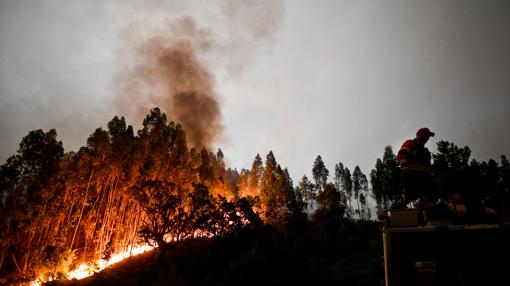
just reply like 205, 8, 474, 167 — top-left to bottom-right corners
260, 151, 305, 230
131, 179, 185, 249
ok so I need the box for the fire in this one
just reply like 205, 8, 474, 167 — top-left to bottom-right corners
30, 244, 153, 285
68, 244, 154, 279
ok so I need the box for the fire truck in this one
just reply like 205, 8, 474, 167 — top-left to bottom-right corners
382, 207, 510, 286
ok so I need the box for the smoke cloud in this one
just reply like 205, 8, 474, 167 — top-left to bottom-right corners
114, 0, 285, 149
115, 17, 219, 149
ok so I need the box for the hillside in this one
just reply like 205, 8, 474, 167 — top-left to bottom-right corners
46, 221, 382, 286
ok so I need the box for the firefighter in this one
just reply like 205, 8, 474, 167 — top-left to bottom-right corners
395, 128, 437, 215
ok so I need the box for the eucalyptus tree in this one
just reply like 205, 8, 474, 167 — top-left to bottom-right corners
312, 155, 329, 193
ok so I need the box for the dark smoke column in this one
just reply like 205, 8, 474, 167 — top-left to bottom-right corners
116, 17, 223, 149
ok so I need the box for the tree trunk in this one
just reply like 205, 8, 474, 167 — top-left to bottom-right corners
357, 198, 361, 220
71, 168, 94, 249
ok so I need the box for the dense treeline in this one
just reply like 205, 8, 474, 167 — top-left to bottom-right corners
1, 108, 322, 283
0, 108, 258, 281
1, 107, 508, 284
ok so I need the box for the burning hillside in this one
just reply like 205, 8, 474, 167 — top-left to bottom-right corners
0, 109, 274, 285
0, 4, 291, 282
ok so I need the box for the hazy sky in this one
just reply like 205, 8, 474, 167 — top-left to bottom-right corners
1, 0, 510, 182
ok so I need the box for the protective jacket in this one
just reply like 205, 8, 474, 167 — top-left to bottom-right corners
397, 139, 431, 171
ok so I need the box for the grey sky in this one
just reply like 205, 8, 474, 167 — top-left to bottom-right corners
1, 0, 510, 182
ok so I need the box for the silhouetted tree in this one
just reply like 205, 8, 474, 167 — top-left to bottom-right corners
501, 156, 510, 202
16, 129, 64, 205
0, 129, 64, 275
297, 175, 315, 216
312, 155, 329, 193
370, 146, 401, 211
342, 167, 353, 217
212, 196, 252, 236
334, 162, 348, 209
314, 183, 345, 232
352, 166, 367, 219
283, 168, 306, 227
432, 140, 471, 197
359, 172, 370, 220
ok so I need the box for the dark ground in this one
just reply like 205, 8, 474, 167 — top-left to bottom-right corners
47, 220, 383, 286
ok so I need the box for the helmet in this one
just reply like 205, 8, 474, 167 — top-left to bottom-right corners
416, 127, 435, 138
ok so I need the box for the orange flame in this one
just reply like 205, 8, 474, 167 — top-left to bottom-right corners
30, 244, 153, 285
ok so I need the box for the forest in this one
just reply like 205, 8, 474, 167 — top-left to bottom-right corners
1, 107, 509, 285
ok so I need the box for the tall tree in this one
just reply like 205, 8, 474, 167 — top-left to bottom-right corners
260, 151, 278, 222
131, 179, 184, 250
260, 151, 300, 230
432, 140, 471, 197
370, 145, 401, 211
342, 167, 353, 217
0, 129, 64, 276
249, 154, 264, 194
352, 166, 363, 219
297, 175, 315, 216
334, 162, 347, 208
1, 128, 64, 223
283, 168, 305, 227
312, 155, 329, 193
17, 129, 64, 204
237, 168, 251, 197
359, 170, 369, 220
314, 183, 345, 231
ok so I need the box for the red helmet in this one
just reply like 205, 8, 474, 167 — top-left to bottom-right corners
416, 127, 435, 138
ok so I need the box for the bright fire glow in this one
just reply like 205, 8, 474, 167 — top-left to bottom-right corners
30, 244, 153, 285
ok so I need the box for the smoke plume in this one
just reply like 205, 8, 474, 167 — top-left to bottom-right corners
115, 17, 220, 149
114, 1, 284, 149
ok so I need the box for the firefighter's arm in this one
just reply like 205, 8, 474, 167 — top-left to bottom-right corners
397, 143, 412, 168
